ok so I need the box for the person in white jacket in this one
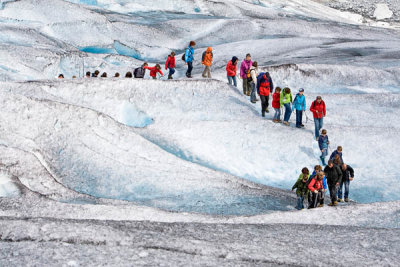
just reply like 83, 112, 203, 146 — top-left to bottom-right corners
249, 61, 258, 103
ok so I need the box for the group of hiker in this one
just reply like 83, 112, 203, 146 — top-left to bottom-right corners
292, 146, 355, 210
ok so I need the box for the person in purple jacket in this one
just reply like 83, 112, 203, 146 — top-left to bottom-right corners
240, 53, 253, 96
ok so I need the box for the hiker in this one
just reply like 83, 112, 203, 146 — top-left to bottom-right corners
280, 87, 293, 126
240, 53, 253, 96
292, 88, 306, 128
249, 61, 258, 104
125, 72, 133, 78
337, 163, 354, 202
58, 74, 64, 79
201, 47, 213, 78
92, 70, 100, 77
272, 87, 281, 122
292, 167, 310, 210
310, 96, 326, 140
134, 63, 148, 78
165, 51, 176, 80
257, 71, 274, 117
72, 76, 77, 79
226, 56, 238, 87
318, 129, 329, 166
145, 64, 164, 79
308, 172, 325, 209
184, 41, 196, 78
85, 71, 91, 78
101, 72, 107, 78
324, 160, 343, 206
308, 165, 328, 207
114, 72, 120, 78
330, 146, 343, 163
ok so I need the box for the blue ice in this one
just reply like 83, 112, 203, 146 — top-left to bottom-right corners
118, 102, 153, 128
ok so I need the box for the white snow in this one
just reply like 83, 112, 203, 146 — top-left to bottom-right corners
0, 172, 20, 197
374, 3, 394, 20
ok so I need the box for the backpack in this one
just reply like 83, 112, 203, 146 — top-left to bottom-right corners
181, 54, 185, 61
305, 174, 316, 190
247, 69, 254, 81
133, 67, 139, 78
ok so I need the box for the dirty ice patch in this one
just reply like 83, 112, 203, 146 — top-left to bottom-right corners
0, 172, 20, 198
118, 101, 153, 128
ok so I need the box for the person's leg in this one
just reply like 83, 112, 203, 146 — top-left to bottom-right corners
329, 185, 338, 204
207, 66, 211, 78
152, 76, 157, 80
187, 62, 193, 77
273, 108, 278, 120
277, 108, 281, 121
242, 78, 247, 94
319, 191, 325, 206
337, 181, 344, 200
265, 95, 269, 112
296, 109, 301, 127
344, 180, 350, 200
299, 110, 303, 126
296, 196, 301, 210
227, 76, 232, 85
284, 103, 291, 122
250, 82, 256, 103
232, 76, 237, 87
202, 66, 207, 78
314, 119, 320, 138
260, 95, 266, 117
309, 192, 318, 209
300, 196, 304, 209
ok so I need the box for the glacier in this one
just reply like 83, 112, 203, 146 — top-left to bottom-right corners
0, 0, 400, 266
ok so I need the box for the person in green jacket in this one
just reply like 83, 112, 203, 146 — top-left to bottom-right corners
292, 167, 310, 210
280, 87, 293, 126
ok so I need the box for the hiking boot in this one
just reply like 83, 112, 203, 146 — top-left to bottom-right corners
301, 124, 304, 127
265, 108, 269, 113
277, 119, 282, 123
202, 75, 207, 78
283, 121, 289, 126
273, 119, 278, 123
333, 201, 338, 206
318, 204, 324, 208
337, 198, 343, 202
251, 100, 256, 104
328, 202, 334, 206
246, 92, 251, 96
344, 198, 349, 202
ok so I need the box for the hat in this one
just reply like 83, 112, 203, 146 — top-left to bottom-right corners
299, 88, 304, 92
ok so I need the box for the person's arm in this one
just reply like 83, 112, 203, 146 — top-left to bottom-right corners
336, 166, 343, 185
292, 179, 299, 191
318, 137, 323, 150
310, 101, 315, 112
323, 101, 326, 117
158, 69, 164, 76
348, 166, 354, 179
185, 49, 189, 62
308, 178, 316, 192
323, 177, 327, 190
165, 57, 169, 70
329, 151, 336, 161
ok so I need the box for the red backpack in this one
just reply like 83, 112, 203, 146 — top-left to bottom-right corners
259, 74, 271, 96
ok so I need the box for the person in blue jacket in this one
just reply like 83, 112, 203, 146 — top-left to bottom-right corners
292, 88, 306, 128
318, 129, 329, 166
185, 41, 196, 78
330, 146, 343, 163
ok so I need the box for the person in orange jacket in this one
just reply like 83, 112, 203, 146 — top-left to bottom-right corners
145, 64, 164, 79
201, 47, 213, 78
165, 52, 176, 80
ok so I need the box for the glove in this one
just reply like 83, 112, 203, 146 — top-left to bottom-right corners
314, 190, 318, 194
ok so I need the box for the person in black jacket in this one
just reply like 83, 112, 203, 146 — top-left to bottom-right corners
324, 160, 342, 206
338, 164, 354, 202
134, 63, 148, 78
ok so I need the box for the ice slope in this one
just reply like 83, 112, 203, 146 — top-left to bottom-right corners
0, 87, 298, 215
4, 78, 400, 204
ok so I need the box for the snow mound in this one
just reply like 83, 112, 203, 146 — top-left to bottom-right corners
0, 171, 20, 198
374, 3, 394, 20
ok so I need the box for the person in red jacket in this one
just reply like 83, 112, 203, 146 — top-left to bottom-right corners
226, 56, 238, 87
272, 87, 281, 122
310, 96, 326, 140
145, 64, 164, 79
308, 172, 325, 209
165, 52, 176, 80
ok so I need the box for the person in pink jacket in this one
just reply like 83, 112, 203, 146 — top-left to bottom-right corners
240, 53, 253, 95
